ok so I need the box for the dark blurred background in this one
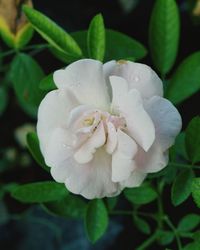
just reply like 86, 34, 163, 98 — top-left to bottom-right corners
0, 0, 200, 249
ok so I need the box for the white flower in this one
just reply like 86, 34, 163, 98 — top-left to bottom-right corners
37, 59, 182, 199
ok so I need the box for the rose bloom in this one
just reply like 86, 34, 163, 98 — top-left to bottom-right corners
37, 59, 182, 199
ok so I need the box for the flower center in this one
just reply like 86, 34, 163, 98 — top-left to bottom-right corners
67, 106, 126, 152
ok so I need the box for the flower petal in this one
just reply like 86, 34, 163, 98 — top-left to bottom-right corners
44, 127, 73, 168
120, 169, 147, 188
110, 81, 155, 151
109, 75, 129, 114
74, 121, 106, 164
112, 130, 137, 182
37, 89, 79, 154
53, 59, 110, 109
135, 142, 169, 173
145, 96, 182, 151
104, 60, 163, 99
106, 122, 117, 154
50, 149, 120, 199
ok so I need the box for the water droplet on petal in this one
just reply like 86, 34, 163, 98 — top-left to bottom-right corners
134, 76, 140, 82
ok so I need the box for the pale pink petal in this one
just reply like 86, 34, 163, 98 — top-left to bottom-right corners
37, 89, 79, 154
67, 104, 93, 129
105, 122, 117, 154
53, 59, 110, 109
135, 142, 169, 173
74, 122, 106, 164
109, 75, 129, 114
103, 60, 163, 99
110, 77, 155, 151
145, 96, 182, 151
120, 169, 147, 188
112, 130, 137, 182
51, 149, 120, 199
44, 127, 73, 168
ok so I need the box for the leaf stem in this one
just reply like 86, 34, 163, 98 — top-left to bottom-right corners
164, 216, 183, 250
170, 162, 200, 170
135, 230, 159, 250
22, 43, 50, 51
110, 210, 156, 220
0, 49, 15, 58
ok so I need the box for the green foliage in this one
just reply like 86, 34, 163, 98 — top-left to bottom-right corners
39, 73, 56, 91
43, 194, 87, 219
157, 231, 174, 246
72, 29, 147, 62
166, 52, 200, 105
185, 117, 200, 164
124, 183, 157, 205
23, 6, 83, 62
149, 0, 180, 75
11, 181, 67, 203
178, 214, 200, 232
171, 169, 194, 206
192, 178, 200, 208
0, 87, 8, 116
174, 132, 189, 160
87, 14, 105, 61
10, 53, 44, 107
183, 242, 200, 250
84, 199, 108, 243
26, 132, 50, 172
133, 215, 151, 235
105, 197, 118, 211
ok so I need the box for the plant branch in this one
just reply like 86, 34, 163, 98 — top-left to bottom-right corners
136, 230, 159, 250
164, 216, 183, 250
169, 162, 200, 170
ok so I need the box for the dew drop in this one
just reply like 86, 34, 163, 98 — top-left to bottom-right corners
134, 76, 140, 82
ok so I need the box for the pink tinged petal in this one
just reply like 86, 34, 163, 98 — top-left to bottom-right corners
53, 59, 110, 109
103, 60, 163, 99
145, 96, 182, 151
120, 169, 147, 188
109, 76, 129, 114
106, 122, 117, 154
37, 89, 79, 154
135, 142, 169, 173
112, 130, 138, 182
61, 149, 120, 199
44, 127, 73, 168
120, 89, 155, 151
67, 104, 93, 129
74, 121, 106, 164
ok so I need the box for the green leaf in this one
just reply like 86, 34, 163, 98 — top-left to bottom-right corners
11, 181, 67, 203
105, 197, 118, 211
39, 73, 56, 91
149, 0, 180, 75
183, 242, 200, 250
133, 215, 151, 235
26, 132, 49, 172
185, 117, 200, 164
84, 199, 108, 243
174, 132, 189, 160
166, 52, 200, 105
43, 194, 87, 219
87, 14, 105, 61
178, 214, 200, 232
124, 183, 157, 205
0, 87, 8, 116
71, 29, 147, 62
171, 169, 194, 206
157, 230, 174, 246
10, 53, 44, 107
23, 6, 82, 61
192, 178, 200, 208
